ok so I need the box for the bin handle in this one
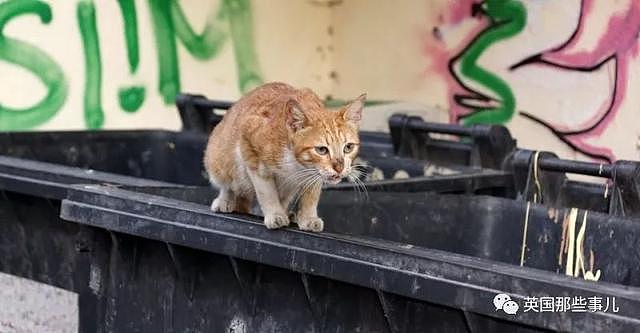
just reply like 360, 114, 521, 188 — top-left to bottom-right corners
536, 156, 613, 178
397, 115, 481, 137
175, 93, 234, 133
175, 94, 234, 111
515, 150, 640, 218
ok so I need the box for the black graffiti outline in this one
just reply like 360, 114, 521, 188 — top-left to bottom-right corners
518, 112, 613, 163
509, 0, 587, 70
447, 3, 506, 121
504, 0, 630, 163
508, 0, 619, 136
448, 0, 620, 162
512, 54, 618, 137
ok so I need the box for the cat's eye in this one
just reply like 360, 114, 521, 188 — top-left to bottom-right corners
315, 146, 329, 155
343, 143, 355, 153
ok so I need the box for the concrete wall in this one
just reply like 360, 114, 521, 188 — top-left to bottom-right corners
0, 0, 331, 131
332, 0, 640, 162
1, 0, 639, 162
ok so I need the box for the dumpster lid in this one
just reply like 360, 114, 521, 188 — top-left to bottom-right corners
0, 156, 175, 200
60, 185, 640, 331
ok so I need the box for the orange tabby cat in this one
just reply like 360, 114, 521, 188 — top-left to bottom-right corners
204, 82, 366, 232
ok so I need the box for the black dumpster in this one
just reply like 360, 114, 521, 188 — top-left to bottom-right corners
2, 93, 632, 331
176, 93, 518, 195
508, 149, 640, 218
176, 94, 516, 171
0, 107, 518, 332
0, 112, 518, 197
59, 184, 640, 332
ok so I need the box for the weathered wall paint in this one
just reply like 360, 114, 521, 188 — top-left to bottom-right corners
452, 0, 526, 126
2, 0, 637, 162
444, 0, 640, 162
0, 0, 67, 130
148, 0, 227, 104
332, 0, 640, 162
116, 0, 145, 113
510, 0, 640, 162
0, 0, 277, 130
117, 0, 140, 73
223, 0, 262, 93
77, 0, 104, 129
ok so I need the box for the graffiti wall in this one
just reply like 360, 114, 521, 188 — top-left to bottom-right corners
332, 0, 640, 162
0, 0, 332, 130
2, 0, 638, 161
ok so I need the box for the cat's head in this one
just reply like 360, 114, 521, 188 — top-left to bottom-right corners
286, 94, 366, 185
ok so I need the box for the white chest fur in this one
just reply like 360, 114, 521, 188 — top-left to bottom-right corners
279, 148, 304, 174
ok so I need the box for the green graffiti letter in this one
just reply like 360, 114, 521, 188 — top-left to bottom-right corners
0, 0, 68, 130
118, 86, 145, 113
458, 0, 526, 125
77, 0, 104, 129
117, 0, 145, 113
117, 0, 140, 72
147, 0, 179, 103
148, 0, 227, 103
171, 1, 227, 59
222, 0, 263, 92
148, 0, 263, 103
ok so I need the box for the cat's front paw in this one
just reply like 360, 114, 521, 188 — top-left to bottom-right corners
297, 216, 324, 232
264, 213, 290, 229
211, 197, 235, 213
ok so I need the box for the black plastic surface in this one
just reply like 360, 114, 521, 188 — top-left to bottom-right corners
58, 185, 640, 332
0, 105, 638, 332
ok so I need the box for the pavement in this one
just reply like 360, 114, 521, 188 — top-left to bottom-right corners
0, 272, 78, 333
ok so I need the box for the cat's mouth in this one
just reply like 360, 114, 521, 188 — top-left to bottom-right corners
325, 175, 343, 185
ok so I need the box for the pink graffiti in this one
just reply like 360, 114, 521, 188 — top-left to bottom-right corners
425, 0, 640, 162
422, 0, 486, 123
519, 0, 640, 161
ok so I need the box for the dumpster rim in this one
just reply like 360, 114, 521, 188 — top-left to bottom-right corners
59, 184, 640, 332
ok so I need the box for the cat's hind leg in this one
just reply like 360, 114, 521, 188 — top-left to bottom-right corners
235, 193, 254, 214
211, 187, 237, 213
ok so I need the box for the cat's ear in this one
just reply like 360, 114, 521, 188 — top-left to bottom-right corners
340, 93, 366, 125
286, 99, 307, 132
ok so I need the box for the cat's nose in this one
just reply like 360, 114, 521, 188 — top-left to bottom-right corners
332, 163, 344, 174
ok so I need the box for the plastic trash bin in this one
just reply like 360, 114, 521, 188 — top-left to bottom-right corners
59, 184, 640, 332
0, 129, 208, 332
508, 149, 640, 218
0, 106, 512, 332
3, 93, 633, 332
176, 93, 518, 196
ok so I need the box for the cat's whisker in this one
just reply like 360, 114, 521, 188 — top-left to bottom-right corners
347, 174, 363, 201
281, 172, 313, 185
281, 170, 320, 190
356, 177, 369, 201
291, 172, 318, 198
290, 174, 322, 211
349, 169, 365, 179
354, 177, 367, 201
348, 168, 365, 180
347, 170, 368, 202
281, 168, 316, 180
351, 163, 372, 168
351, 164, 374, 172
350, 165, 370, 178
